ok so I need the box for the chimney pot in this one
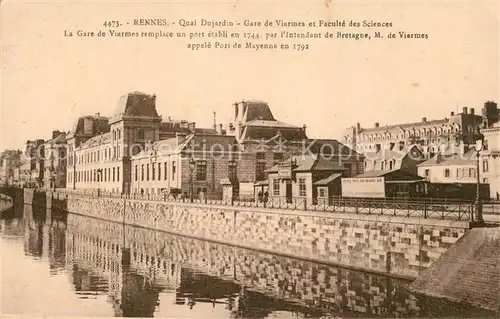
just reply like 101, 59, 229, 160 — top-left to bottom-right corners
463, 107, 468, 114
451, 111, 455, 116
375, 122, 380, 128
470, 108, 475, 115
422, 117, 427, 123
303, 124, 307, 132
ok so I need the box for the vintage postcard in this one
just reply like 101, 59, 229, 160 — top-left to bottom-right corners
1, 0, 499, 318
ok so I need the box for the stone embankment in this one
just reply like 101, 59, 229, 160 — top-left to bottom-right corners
409, 227, 500, 313
48, 192, 472, 280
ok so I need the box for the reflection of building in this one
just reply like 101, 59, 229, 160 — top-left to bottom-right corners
343, 106, 484, 157
44, 131, 67, 189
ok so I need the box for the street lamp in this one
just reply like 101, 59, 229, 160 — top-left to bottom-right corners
473, 128, 484, 223
189, 158, 196, 203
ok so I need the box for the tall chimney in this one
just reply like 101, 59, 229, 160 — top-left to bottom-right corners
470, 108, 475, 115
422, 117, 427, 123
218, 123, 223, 135
463, 107, 468, 114
374, 122, 380, 128
303, 124, 307, 133
356, 122, 361, 132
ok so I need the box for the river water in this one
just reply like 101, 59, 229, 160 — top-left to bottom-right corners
0, 204, 494, 318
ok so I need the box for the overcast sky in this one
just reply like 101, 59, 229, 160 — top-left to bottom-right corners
1, 0, 498, 151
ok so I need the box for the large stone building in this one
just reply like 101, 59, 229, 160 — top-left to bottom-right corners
343, 106, 484, 157
130, 133, 238, 198
67, 92, 221, 193
226, 100, 308, 183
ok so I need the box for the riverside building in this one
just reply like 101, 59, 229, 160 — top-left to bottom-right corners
66, 91, 217, 193
343, 106, 484, 158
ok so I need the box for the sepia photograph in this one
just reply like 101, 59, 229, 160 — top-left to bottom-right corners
1, 0, 499, 318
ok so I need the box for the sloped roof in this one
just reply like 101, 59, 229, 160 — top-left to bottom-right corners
353, 170, 396, 178
418, 152, 453, 167
179, 134, 238, 153
242, 100, 275, 121
303, 139, 361, 157
245, 120, 299, 128
242, 126, 307, 141
266, 155, 347, 173
114, 91, 160, 118
353, 169, 424, 181
79, 132, 111, 148
69, 115, 110, 137
419, 149, 477, 167
49, 133, 67, 144
314, 173, 342, 186
360, 119, 449, 133
366, 145, 423, 161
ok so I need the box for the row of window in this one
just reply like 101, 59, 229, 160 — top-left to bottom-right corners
133, 160, 242, 183
68, 167, 120, 183
270, 178, 307, 197
135, 162, 177, 182
358, 126, 462, 142
72, 146, 122, 166
437, 168, 477, 179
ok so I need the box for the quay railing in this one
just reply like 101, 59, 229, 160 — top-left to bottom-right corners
50, 188, 476, 221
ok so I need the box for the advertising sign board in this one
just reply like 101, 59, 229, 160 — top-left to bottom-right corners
341, 177, 386, 198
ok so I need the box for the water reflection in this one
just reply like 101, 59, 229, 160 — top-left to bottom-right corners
0, 206, 495, 318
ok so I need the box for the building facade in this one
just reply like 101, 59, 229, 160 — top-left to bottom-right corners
417, 149, 478, 184
266, 140, 364, 204
363, 144, 426, 175
44, 131, 67, 189
343, 106, 484, 157
480, 123, 500, 199
130, 134, 238, 198
67, 91, 221, 193
226, 100, 309, 188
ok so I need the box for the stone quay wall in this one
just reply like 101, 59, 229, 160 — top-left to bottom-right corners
57, 193, 470, 279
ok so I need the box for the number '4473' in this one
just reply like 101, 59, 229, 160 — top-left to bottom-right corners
103, 21, 120, 28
